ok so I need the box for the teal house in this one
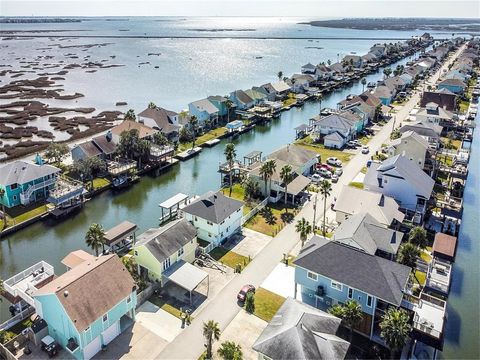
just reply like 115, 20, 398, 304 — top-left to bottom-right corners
208, 95, 234, 120
33, 253, 137, 360
0, 160, 60, 208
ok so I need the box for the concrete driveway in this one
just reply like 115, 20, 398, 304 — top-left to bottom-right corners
135, 301, 183, 342
260, 263, 298, 299
223, 228, 272, 258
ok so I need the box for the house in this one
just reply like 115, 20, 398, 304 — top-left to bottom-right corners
244, 88, 268, 104
361, 52, 378, 64
137, 106, 180, 141
437, 78, 466, 94
333, 186, 405, 228
340, 109, 366, 133
332, 212, 404, 259
342, 54, 363, 68
388, 130, 429, 169
207, 95, 233, 120
253, 86, 275, 101
252, 297, 350, 360
383, 76, 408, 93
338, 91, 382, 121
71, 132, 116, 162
420, 89, 457, 112
110, 120, 158, 143
290, 74, 315, 93
33, 254, 137, 360
373, 85, 394, 105
188, 98, 220, 124
310, 113, 356, 147
329, 62, 345, 76
134, 218, 197, 284
182, 191, 243, 246
229, 90, 255, 110
415, 103, 455, 127
314, 64, 334, 81
364, 155, 435, 219
400, 121, 442, 149
267, 144, 319, 176
262, 81, 291, 99
0, 160, 60, 208
294, 236, 411, 340
369, 44, 387, 58
301, 62, 317, 74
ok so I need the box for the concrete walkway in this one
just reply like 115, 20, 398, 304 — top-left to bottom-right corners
156, 45, 466, 360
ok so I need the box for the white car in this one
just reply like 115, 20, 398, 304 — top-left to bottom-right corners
335, 168, 343, 176
331, 174, 339, 183
311, 173, 324, 184
361, 146, 370, 154
318, 169, 332, 178
326, 157, 342, 167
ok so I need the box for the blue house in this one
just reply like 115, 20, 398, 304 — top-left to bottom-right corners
33, 253, 137, 360
437, 78, 466, 94
293, 236, 411, 341
374, 85, 394, 106
207, 95, 234, 119
188, 98, 219, 125
0, 160, 60, 208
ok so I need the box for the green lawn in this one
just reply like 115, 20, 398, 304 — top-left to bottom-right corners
244, 203, 296, 237
209, 247, 250, 270
178, 127, 228, 152
252, 288, 286, 322
148, 296, 192, 320
357, 134, 371, 145
222, 184, 252, 214
414, 270, 427, 286
295, 138, 351, 164
283, 95, 297, 108
1, 318, 33, 344
92, 177, 111, 190
458, 99, 469, 114
420, 251, 433, 264
349, 182, 364, 189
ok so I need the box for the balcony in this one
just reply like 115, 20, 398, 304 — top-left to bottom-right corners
150, 144, 174, 159
425, 259, 452, 296
411, 293, 446, 349
19, 177, 57, 205
3, 261, 55, 306
48, 178, 85, 206
107, 159, 137, 176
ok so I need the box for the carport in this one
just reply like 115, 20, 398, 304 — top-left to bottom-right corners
286, 174, 311, 204
163, 260, 209, 305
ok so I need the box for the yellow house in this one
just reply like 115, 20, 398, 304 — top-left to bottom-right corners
134, 218, 197, 285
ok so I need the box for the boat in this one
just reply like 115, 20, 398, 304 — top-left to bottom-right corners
367, 82, 376, 89
112, 175, 132, 190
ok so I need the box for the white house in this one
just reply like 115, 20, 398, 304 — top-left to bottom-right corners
364, 155, 435, 221
415, 102, 455, 126
388, 130, 429, 169
309, 113, 356, 146
182, 191, 243, 246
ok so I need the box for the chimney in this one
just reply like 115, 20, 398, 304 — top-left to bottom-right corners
106, 130, 112, 142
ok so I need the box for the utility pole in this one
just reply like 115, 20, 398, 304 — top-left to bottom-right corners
312, 192, 318, 230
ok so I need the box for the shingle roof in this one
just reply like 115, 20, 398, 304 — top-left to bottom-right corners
75, 141, 102, 158
420, 90, 456, 111
232, 90, 254, 105
438, 78, 466, 88
138, 107, 180, 134
111, 120, 158, 139
182, 191, 243, 224
294, 236, 411, 305
190, 98, 219, 115
61, 250, 94, 269
253, 297, 349, 360
433, 232, 457, 258
400, 122, 441, 138
324, 131, 345, 142
34, 255, 135, 331
333, 213, 403, 256
416, 106, 454, 120
0, 160, 60, 186
92, 134, 116, 154
390, 130, 429, 150
334, 186, 405, 226
311, 113, 356, 131
267, 144, 318, 169
271, 81, 291, 93
136, 218, 197, 263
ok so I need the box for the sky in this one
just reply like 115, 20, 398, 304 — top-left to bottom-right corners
0, 0, 479, 18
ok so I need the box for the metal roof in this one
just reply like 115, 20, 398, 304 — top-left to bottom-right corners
163, 260, 208, 292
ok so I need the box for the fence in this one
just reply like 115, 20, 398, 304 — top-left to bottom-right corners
136, 283, 158, 308
241, 197, 269, 225
0, 307, 35, 332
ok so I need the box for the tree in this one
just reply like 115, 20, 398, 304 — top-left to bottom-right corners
279, 164, 293, 211
189, 116, 198, 150
117, 129, 141, 159
242, 177, 259, 201
85, 223, 105, 256
44, 142, 69, 165
225, 99, 234, 124
153, 132, 169, 146
380, 308, 411, 359
295, 217, 312, 247
374, 104, 383, 122
327, 59, 331, 66
124, 109, 136, 121
390, 128, 401, 140
179, 127, 191, 143
245, 292, 255, 314
224, 143, 237, 196
383, 67, 392, 79
148, 102, 156, 109
397, 242, 420, 269
203, 320, 221, 360
361, 77, 367, 92
319, 180, 332, 236
259, 160, 276, 200
277, 71, 283, 81
217, 341, 243, 360
0, 189, 7, 229
318, 93, 324, 115
408, 226, 428, 249
328, 300, 363, 342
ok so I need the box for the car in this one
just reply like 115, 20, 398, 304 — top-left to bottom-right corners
346, 141, 358, 148
237, 284, 255, 302
319, 163, 334, 172
311, 173, 324, 184
326, 157, 342, 167
331, 174, 339, 183
352, 139, 361, 146
41, 335, 58, 358
318, 168, 332, 178
335, 168, 343, 176
361, 146, 370, 154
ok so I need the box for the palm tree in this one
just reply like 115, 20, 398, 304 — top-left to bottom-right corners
225, 99, 233, 124
259, 159, 276, 200
398, 243, 421, 283
319, 180, 332, 236
408, 226, 428, 249
383, 67, 392, 79
203, 320, 221, 360
361, 78, 367, 92
224, 143, 236, 196
279, 164, 293, 211
342, 300, 363, 342
148, 102, 157, 109
85, 223, 105, 256
380, 308, 411, 359
217, 341, 243, 360
189, 115, 198, 150
295, 217, 312, 247
277, 71, 283, 81
0, 189, 7, 228
318, 93, 323, 115
124, 109, 136, 121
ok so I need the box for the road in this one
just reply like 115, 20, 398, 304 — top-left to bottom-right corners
155, 44, 466, 360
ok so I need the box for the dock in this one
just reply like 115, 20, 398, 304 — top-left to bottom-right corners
204, 139, 221, 147
175, 147, 202, 161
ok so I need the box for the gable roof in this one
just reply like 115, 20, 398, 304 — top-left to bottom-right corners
75, 141, 102, 158
390, 130, 429, 150
334, 186, 405, 226
311, 113, 355, 131
374, 85, 393, 99
244, 88, 267, 101
324, 131, 345, 142
34, 255, 135, 332
136, 218, 197, 263
190, 98, 219, 115
294, 236, 411, 305
137, 107, 180, 134
333, 213, 403, 256
253, 297, 349, 360
438, 78, 466, 88
400, 122, 441, 138
420, 90, 456, 111
0, 160, 60, 186
416, 106, 454, 120
271, 81, 291, 93
92, 134, 117, 154
231, 90, 254, 105
111, 120, 158, 139
182, 191, 243, 223
267, 144, 318, 169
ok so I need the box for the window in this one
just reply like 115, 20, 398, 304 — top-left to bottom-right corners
307, 271, 318, 281
102, 314, 108, 323
178, 247, 184, 257
162, 258, 171, 271
207, 221, 213, 226
13, 195, 17, 201
10, 183, 18, 190
348, 288, 353, 299
367, 295, 373, 307
127, 296, 131, 304
331, 281, 342, 291
84, 326, 90, 333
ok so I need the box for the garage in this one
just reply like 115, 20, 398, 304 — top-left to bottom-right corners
102, 321, 121, 345
83, 336, 102, 360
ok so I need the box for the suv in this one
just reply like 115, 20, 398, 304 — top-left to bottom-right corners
326, 157, 342, 167
361, 146, 370, 154
318, 168, 332, 178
